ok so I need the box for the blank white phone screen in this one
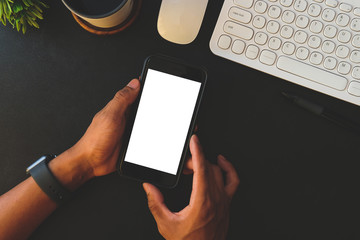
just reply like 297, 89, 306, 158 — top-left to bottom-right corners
124, 69, 201, 175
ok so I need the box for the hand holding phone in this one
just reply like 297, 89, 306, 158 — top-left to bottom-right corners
143, 135, 240, 240
67, 79, 141, 178
118, 55, 207, 188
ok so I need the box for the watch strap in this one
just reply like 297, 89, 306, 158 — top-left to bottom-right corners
29, 155, 72, 205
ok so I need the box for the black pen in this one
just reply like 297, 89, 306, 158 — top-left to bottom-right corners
282, 92, 360, 135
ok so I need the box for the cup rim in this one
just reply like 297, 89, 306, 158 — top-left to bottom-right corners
61, 0, 129, 19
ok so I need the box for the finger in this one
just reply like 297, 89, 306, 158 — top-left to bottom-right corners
108, 79, 140, 114
182, 157, 194, 175
212, 164, 225, 188
217, 155, 240, 198
190, 135, 206, 174
142, 183, 173, 222
189, 135, 208, 203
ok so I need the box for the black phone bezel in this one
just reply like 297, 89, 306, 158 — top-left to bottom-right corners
117, 55, 207, 188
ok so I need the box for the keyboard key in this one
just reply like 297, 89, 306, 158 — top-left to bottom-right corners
310, 20, 323, 33
277, 56, 348, 90
269, 37, 282, 50
336, 14, 350, 27
234, 0, 254, 9
310, 52, 323, 65
325, 0, 338, 8
322, 9, 336, 22
260, 50, 277, 65
339, 3, 352, 12
308, 4, 322, 17
350, 50, 360, 63
338, 30, 352, 43
322, 40, 336, 53
218, 35, 232, 49
246, 45, 260, 59
232, 40, 246, 54
282, 10, 296, 24
352, 35, 360, 48
267, 21, 280, 34
348, 81, 360, 96
296, 47, 310, 60
355, 8, 360, 17
338, 61, 351, 75
336, 45, 350, 58
280, 0, 293, 7
350, 19, 360, 32
294, 30, 308, 43
324, 57, 337, 70
294, 0, 308, 12
324, 25, 337, 38
268, 5, 282, 18
280, 25, 294, 39
296, 15, 310, 28
224, 21, 254, 40
277, 56, 348, 91
308, 35, 322, 49
254, 1, 268, 14
352, 67, 360, 79
253, 15, 266, 28
229, 7, 252, 24
255, 32, 268, 45
282, 42, 296, 55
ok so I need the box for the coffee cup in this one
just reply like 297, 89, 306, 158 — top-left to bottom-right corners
62, 0, 141, 34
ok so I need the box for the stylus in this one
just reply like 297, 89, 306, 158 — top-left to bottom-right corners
282, 92, 360, 135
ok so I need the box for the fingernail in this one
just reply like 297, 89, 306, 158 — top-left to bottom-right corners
192, 134, 199, 143
218, 154, 226, 162
127, 79, 140, 89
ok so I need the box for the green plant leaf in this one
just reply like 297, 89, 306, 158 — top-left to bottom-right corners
22, 0, 30, 7
37, 1, 48, 8
6, 0, 12, 13
33, 4, 42, 13
0, 0, 49, 33
31, 9, 43, 19
13, 2, 23, 13
0, 4, 3, 18
27, 11, 36, 19
0, 16, 5, 26
15, 19, 20, 31
22, 22, 26, 33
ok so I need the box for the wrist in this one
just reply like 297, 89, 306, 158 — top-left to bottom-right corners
48, 148, 94, 191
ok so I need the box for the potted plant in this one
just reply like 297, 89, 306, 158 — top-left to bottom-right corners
0, 0, 48, 34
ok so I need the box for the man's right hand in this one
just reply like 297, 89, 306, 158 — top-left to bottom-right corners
143, 135, 240, 240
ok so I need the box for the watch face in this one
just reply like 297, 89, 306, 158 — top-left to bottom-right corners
26, 156, 48, 174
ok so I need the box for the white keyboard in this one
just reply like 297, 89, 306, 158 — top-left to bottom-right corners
210, 0, 360, 106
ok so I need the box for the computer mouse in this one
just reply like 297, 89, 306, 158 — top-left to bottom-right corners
157, 0, 209, 45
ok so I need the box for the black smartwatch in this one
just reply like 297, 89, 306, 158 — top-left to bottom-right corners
26, 155, 72, 205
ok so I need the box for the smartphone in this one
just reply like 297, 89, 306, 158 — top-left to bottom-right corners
118, 55, 207, 188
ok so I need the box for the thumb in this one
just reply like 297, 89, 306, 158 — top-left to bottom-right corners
143, 183, 173, 222
110, 79, 140, 113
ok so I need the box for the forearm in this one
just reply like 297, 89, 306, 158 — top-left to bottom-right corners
0, 177, 57, 240
0, 148, 94, 240
0, 80, 139, 240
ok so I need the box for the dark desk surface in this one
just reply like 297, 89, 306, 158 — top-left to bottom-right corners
1, 1, 359, 239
